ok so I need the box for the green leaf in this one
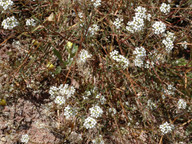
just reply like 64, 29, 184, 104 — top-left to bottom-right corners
54, 66, 62, 74
53, 48, 63, 63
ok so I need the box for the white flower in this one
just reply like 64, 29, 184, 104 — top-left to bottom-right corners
160, 3, 171, 14
20, 134, 29, 143
26, 18, 36, 26
167, 84, 174, 90
49, 86, 59, 99
126, 16, 145, 33
88, 24, 99, 36
126, 6, 151, 33
147, 13, 151, 21
135, 6, 147, 19
78, 12, 83, 19
1, 16, 19, 29
181, 41, 188, 49
113, 17, 123, 29
89, 105, 103, 118
78, 49, 92, 64
109, 107, 116, 115
133, 46, 146, 57
96, 93, 106, 105
159, 122, 174, 135
54, 96, 65, 105
0, 0, 14, 10
177, 99, 187, 109
64, 105, 77, 119
83, 90, 91, 100
110, 50, 129, 69
152, 21, 166, 35
164, 31, 176, 41
91, 0, 101, 8
162, 38, 174, 53
134, 57, 144, 67
163, 84, 175, 97
162, 31, 176, 53
83, 117, 97, 129
133, 46, 146, 67
58, 84, 76, 99
162, 32, 176, 53
145, 60, 154, 68
92, 135, 105, 144
147, 99, 157, 110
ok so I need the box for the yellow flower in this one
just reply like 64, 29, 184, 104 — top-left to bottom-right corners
66, 41, 73, 49
0, 99, 6, 106
46, 62, 55, 70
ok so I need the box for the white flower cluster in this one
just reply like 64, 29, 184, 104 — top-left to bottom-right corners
83, 90, 91, 100
135, 6, 146, 17
83, 116, 97, 129
83, 89, 104, 129
159, 122, 174, 135
113, 17, 123, 29
20, 134, 29, 143
88, 24, 99, 36
160, 3, 171, 14
54, 96, 65, 106
162, 31, 176, 53
167, 84, 175, 93
91, 0, 101, 8
147, 99, 157, 110
1, 16, 19, 30
92, 135, 105, 144
49, 84, 76, 106
89, 105, 103, 118
163, 31, 176, 42
59, 84, 76, 99
64, 105, 77, 119
133, 46, 146, 57
110, 50, 129, 69
126, 15, 144, 33
96, 93, 106, 105
26, 18, 36, 26
152, 21, 166, 35
162, 84, 175, 99
109, 107, 117, 116
177, 99, 187, 109
133, 46, 146, 67
126, 6, 151, 33
49, 86, 59, 99
0, 0, 13, 11
78, 49, 92, 64
144, 60, 154, 68
181, 41, 188, 49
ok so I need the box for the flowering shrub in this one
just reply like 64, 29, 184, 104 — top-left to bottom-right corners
0, 0, 191, 143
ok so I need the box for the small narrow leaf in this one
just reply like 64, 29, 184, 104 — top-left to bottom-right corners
53, 48, 63, 63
